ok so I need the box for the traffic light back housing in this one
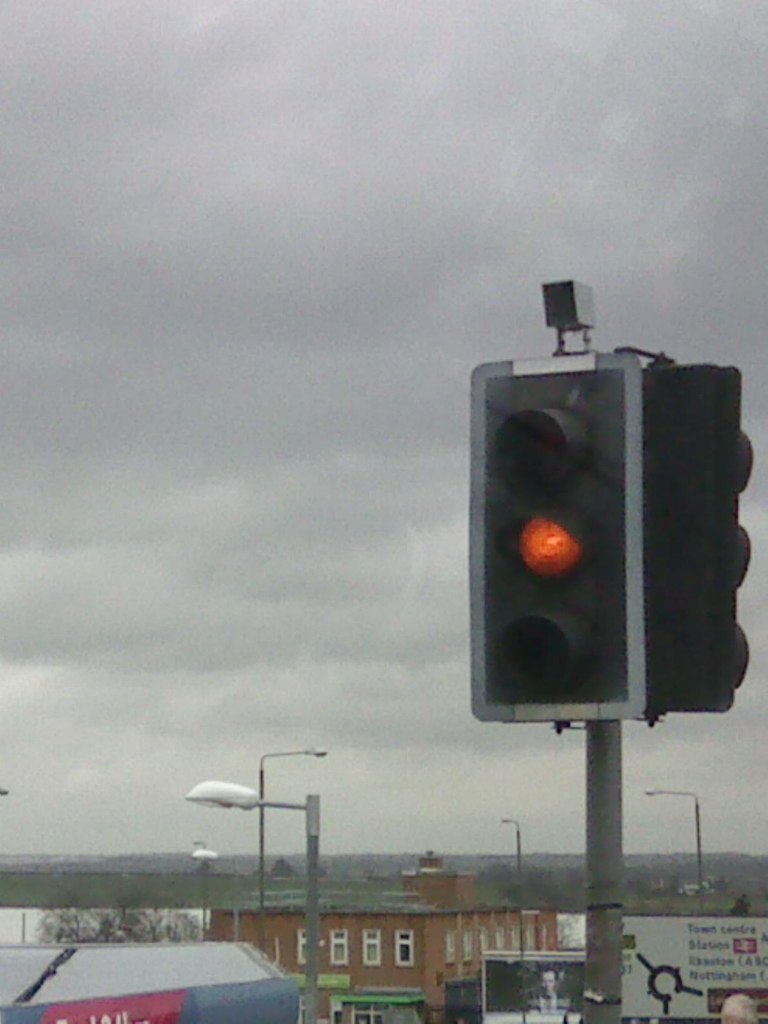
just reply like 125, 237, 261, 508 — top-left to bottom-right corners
643, 363, 750, 719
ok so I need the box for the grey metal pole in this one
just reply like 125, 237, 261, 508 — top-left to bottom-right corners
258, 761, 266, 951
585, 721, 623, 1024
305, 794, 321, 1024
501, 823, 528, 1024
201, 862, 209, 938
516, 825, 527, 1024
502, 818, 526, 1023
694, 797, 704, 914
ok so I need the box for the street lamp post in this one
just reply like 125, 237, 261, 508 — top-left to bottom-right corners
191, 842, 219, 938
645, 790, 703, 912
501, 819, 526, 1024
259, 749, 327, 949
185, 780, 321, 1024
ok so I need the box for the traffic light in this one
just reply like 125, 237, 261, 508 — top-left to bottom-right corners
643, 363, 752, 720
469, 351, 646, 722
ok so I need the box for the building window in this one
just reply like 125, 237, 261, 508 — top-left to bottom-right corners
297, 928, 306, 965
525, 922, 536, 950
463, 929, 473, 962
354, 1008, 384, 1024
494, 927, 505, 950
331, 929, 349, 966
445, 930, 456, 964
541, 922, 551, 948
480, 928, 489, 952
363, 929, 382, 966
395, 929, 415, 967
510, 921, 521, 949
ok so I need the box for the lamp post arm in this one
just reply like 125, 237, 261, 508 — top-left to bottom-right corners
256, 799, 309, 812
260, 750, 325, 768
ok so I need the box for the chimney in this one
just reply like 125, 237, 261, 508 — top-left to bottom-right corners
402, 852, 477, 909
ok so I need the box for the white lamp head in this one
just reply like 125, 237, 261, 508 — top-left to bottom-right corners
185, 780, 260, 810
192, 846, 219, 861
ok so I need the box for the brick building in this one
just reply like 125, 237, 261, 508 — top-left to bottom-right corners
208, 855, 558, 1024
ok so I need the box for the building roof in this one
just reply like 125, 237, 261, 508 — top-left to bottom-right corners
0, 943, 283, 1005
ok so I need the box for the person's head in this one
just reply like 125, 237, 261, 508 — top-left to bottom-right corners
721, 994, 758, 1024
541, 969, 559, 994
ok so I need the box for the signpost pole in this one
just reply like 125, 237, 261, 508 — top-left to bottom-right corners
585, 720, 623, 1024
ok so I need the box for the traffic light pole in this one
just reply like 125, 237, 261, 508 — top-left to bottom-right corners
585, 720, 623, 1024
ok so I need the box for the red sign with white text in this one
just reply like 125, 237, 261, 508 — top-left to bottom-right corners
39, 989, 186, 1024
733, 937, 758, 955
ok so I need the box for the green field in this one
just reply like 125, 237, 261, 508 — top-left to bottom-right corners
0, 872, 267, 910
1, 871, 763, 917
0, 873, 410, 911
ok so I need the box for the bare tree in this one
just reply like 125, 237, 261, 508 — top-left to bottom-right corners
37, 908, 200, 944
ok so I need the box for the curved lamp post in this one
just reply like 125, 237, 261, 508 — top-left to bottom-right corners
501, 818, 526, 1023
645, 789, 703, 912
259, 750, 327, 948
186, 780, 320, 1024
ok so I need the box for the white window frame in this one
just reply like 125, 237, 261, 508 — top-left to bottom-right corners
445, 930, 456, 964
479, 927, 489, 952
494, 926, 505, 950
297, 928, 307, 965
330, 928, 349, 966
525, 922, 536, 950
463, 928, 473, 962
363, 928, 382, 967
395, 929, 415, 967
354, 1008, 384, 1024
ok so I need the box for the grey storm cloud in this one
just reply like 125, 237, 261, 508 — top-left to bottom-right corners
0, 0, 765, 857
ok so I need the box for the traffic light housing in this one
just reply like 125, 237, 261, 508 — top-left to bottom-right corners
643, 363, 751, 719
470, 352, 752, 725
469, 352, 646, 722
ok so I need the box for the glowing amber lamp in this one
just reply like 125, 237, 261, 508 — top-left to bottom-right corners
519, 517, 583, 578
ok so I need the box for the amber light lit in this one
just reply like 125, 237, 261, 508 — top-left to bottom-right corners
519, 517, 583, 577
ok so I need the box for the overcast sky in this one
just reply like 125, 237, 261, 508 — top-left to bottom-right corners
0, 0, 766, 862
